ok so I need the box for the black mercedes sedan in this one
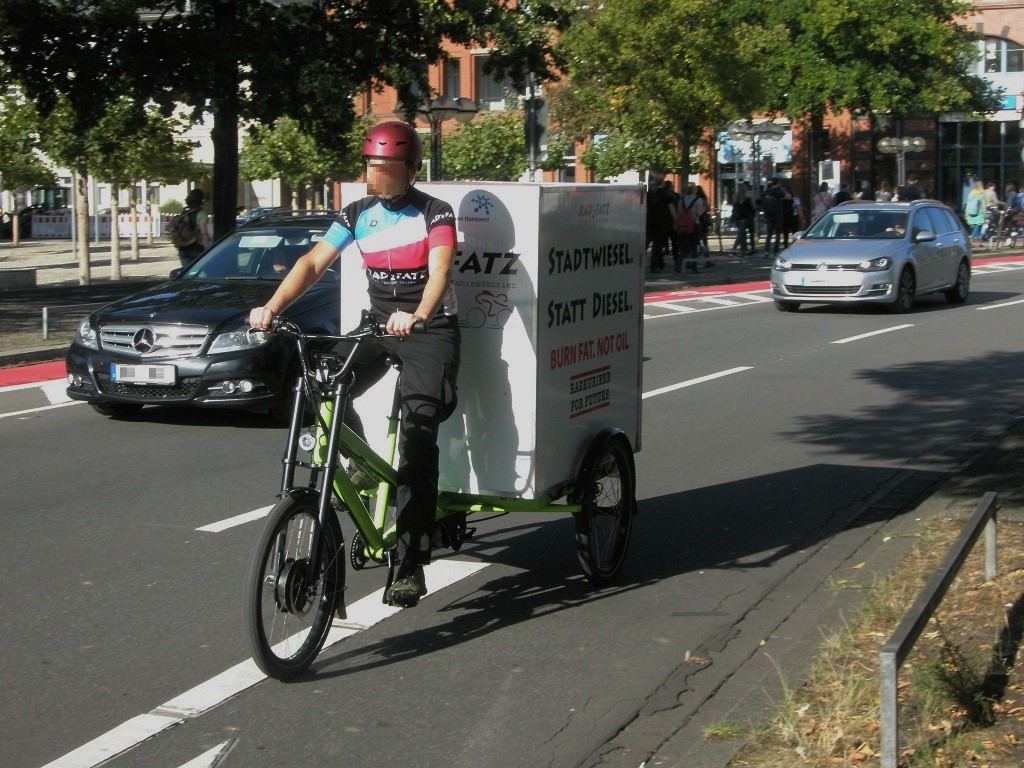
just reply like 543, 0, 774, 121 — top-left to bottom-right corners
66, 213, 341, 420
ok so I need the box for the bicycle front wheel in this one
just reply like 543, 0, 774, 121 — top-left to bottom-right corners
243, 495, 344, 680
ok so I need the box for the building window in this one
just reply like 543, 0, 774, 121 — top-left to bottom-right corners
937, 119, 1021, 207
443, 59, 461, 97
474, 55, 514, 110
978, 36, 1024, 74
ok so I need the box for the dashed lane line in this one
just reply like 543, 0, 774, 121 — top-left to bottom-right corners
40, 559, 488, 768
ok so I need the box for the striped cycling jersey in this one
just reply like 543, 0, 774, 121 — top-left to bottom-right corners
323, 186, 458, 323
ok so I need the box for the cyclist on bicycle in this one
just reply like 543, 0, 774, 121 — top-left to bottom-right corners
249, 121, 460, 608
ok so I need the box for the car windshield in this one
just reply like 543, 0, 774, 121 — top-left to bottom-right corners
182, 226, 340, 282
803, 210, 909, 240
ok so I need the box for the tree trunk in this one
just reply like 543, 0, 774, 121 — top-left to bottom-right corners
74, 166, 91, 286
110, 176, 122, 280
211, 0, 240, 240
129, 183, 141, 262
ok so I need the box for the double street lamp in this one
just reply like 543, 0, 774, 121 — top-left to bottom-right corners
417, 96, 479, 181
877, 136, 926, 187
727, 118, 789, 240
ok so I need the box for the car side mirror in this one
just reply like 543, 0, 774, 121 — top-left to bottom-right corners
913, 230, 937, 243
169, 268, 181, 279
792, 231, 804, 241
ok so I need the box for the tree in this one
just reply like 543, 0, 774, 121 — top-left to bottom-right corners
443, 108, 529, 181
0, 0, 149, 283
2, 1, 563, 241
139, 0, 565, 237
87, 97, 197, 273
240, 116, 368, 209
0, 88, 55, 245
763, 0, 1000, 121
760, 0, 1002, 181
551, 0, 774, 178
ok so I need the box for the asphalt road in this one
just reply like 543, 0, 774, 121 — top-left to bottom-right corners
2, 262, 1024, 768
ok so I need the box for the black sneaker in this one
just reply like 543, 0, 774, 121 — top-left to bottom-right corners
386, 565, 427, 607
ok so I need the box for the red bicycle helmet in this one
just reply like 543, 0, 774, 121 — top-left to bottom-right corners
362, 121, 423, 171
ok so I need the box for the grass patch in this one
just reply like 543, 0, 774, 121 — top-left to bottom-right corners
729, 518, 1024, 767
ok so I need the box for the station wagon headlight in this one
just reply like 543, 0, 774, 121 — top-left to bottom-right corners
773, 256, 792, 272
75, 318, 99, 350
856, 257, 893, 272
209, 326, 269, 353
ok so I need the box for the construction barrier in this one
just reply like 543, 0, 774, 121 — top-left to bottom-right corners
28, 213, 164, 239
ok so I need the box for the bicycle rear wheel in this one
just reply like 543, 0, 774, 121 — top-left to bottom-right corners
243, 495, 344, 680
574, 431, 636, 587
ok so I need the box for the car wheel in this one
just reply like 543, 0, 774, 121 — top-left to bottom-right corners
91, 402, 143, 418
887, 268, 915, 314
774, 300, 800, 313
944, 260, 970, 304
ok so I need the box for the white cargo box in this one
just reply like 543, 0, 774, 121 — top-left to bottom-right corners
336, 182, 644, 499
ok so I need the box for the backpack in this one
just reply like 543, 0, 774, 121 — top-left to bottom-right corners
167, 208, 198, 247
675, 198, 698, 234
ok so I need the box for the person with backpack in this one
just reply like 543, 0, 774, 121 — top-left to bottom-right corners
171, 188, 211, 267
675, 182, 705, 273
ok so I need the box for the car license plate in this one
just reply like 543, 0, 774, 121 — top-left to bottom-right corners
111, 363, 176, 385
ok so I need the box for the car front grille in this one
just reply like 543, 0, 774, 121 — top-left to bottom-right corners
789, 264, 859, 272
99, 324, 209, 357
96, 372, 203, 399
786, 285, 862, 296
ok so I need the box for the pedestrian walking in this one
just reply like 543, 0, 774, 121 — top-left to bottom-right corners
730, 185, 755, 256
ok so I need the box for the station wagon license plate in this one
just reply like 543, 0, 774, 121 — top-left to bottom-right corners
111, 363, 176, 385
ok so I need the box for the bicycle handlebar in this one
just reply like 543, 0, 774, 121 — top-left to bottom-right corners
264, 311, 425, 340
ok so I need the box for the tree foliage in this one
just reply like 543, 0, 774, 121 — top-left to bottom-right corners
0, 91, 55, 191
240, 115, 370, 207
552, 0, 1000, 179
762, 0, 1001, 119
1, 0, 563, 239
552, 0, 774, 176
443, 108, 529, 181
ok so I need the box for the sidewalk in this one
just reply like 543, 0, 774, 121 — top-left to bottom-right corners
0, 239, 183, 367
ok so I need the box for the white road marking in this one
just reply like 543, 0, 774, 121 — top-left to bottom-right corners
0, 400, 83, 420
176, 740, 235, 768
831, 324, 914, 345
196, 506, 274, 532
642, 366, 753, 399
42, 379, 73, 404
977, 298, 1024, 311
40, 559, 487, 768
0, 377, 66, 394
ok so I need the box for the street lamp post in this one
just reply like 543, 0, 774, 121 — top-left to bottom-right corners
417, 96, 479, 181
877, 136, 926, 187
727, 118, 788, 242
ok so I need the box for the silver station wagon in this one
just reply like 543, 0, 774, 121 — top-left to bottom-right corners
770, 200, 971, 313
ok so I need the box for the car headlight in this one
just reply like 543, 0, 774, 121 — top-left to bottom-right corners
856, 257, 893, 272
208, 327, 269, 354
773, 256, 792, 272
75, 318, 99, 350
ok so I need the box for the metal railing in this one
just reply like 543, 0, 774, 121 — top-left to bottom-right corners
42, 302, 107, 339
880, 491, 999, 767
